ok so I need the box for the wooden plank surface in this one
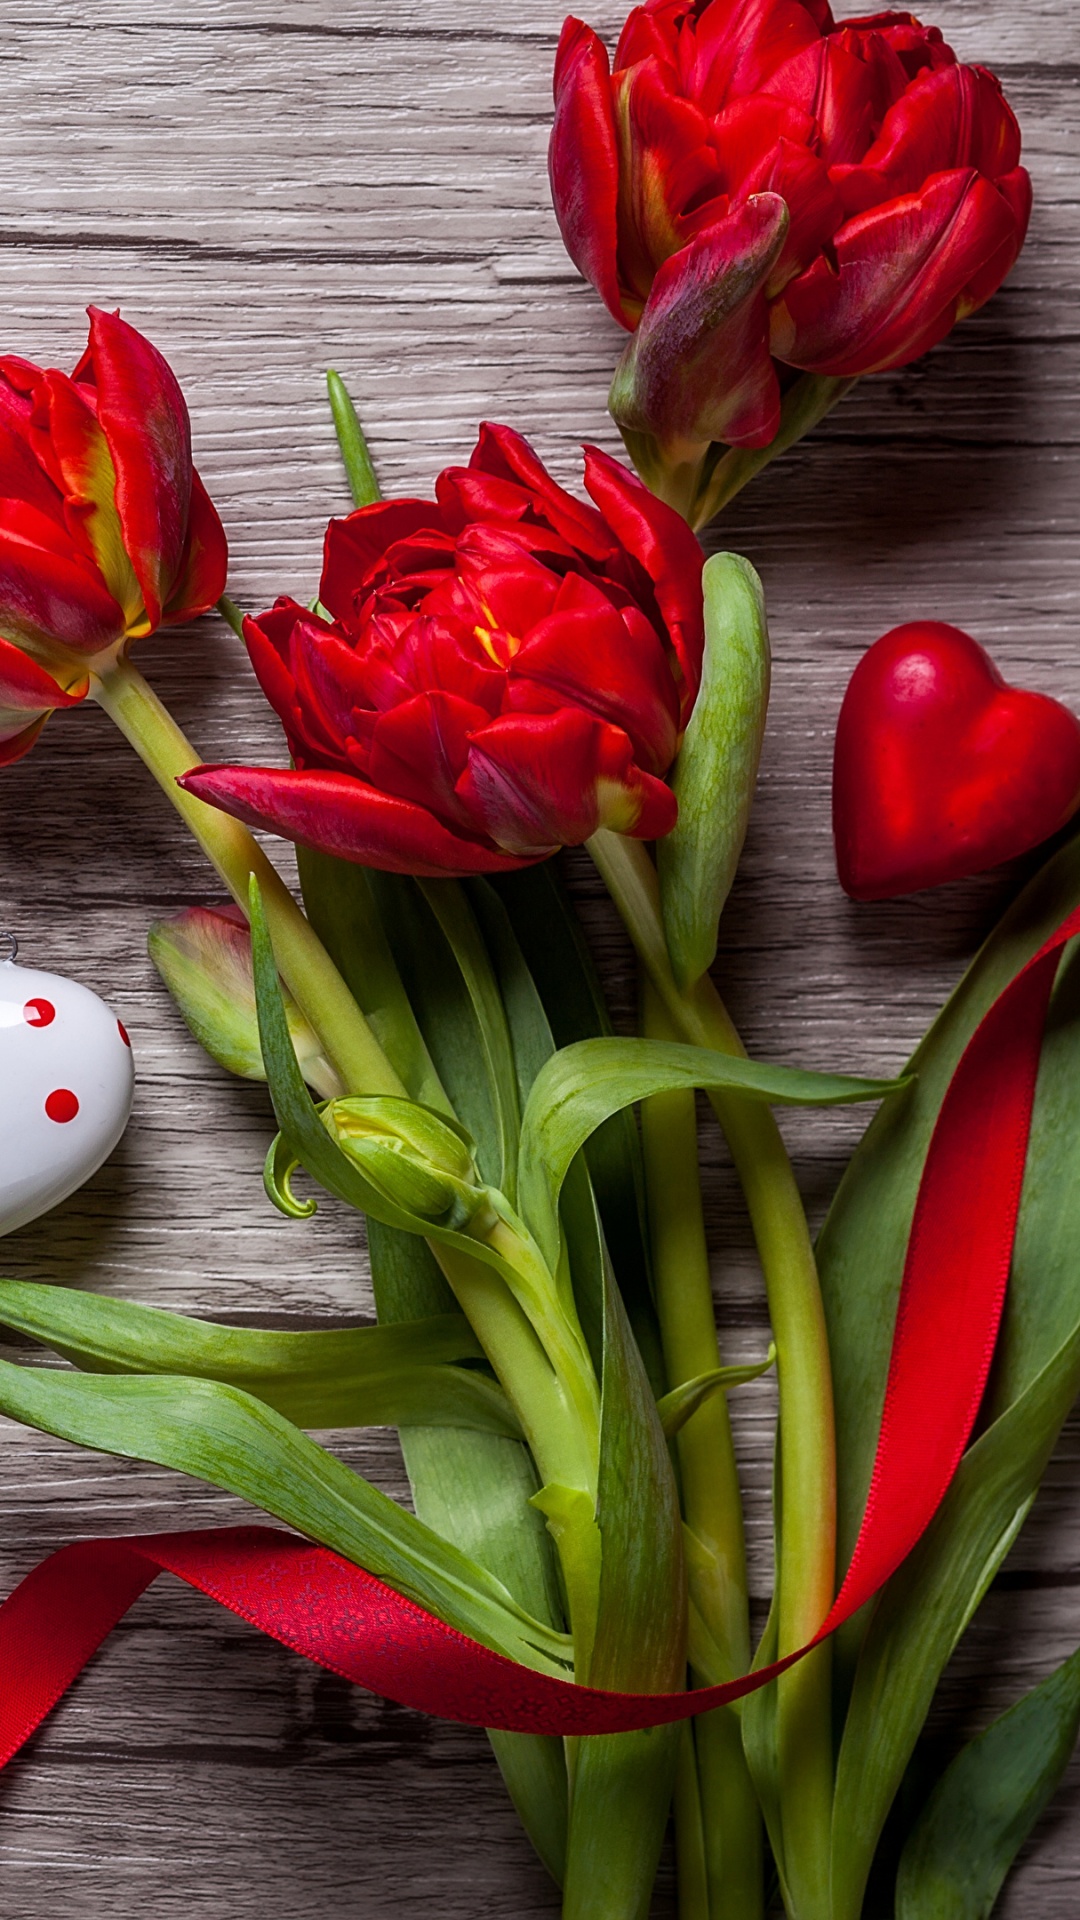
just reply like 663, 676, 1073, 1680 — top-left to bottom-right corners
0, 0, 1077, 1911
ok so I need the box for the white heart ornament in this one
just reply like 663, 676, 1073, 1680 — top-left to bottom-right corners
0, 954, 135, 1236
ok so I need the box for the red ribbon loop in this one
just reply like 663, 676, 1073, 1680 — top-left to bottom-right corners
3, 903, 1078, 1756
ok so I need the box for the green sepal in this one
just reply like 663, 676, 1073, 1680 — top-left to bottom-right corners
657, 552, 770, 991
895, 1643, 1080, 1920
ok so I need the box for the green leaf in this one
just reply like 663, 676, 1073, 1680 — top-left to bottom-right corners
517, 1035, 908, 1266
326, 368, 382, 508
296, 845, 447, 1111
365, 871, 506, 1187
817, 834, 1080, 1914
491, 862, 663, 1396
656, 1347, 776, 1438
657, 552, 770, 991
0, 1278, 520, 1437
562, 1203, 685, 1920
365, 1217, 571, 1885
821, 833, 1080, 1621
830, 1304, 1080, 1920
896, 1643, 1080, 1920
418, 879, 521, 1202
296, 854, 571, 1883
0, 1355, 569, 1672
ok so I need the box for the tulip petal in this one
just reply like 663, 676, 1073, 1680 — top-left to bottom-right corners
321, 500, 442, 618
0, 636, 88, 766
855, 63, 1022, 197
551, 18, 631, 325
581, 445, 706, 712
612, 56, 719, 303
0, 513, 126, 653
82, 307, 193, 629
179, 764, 531, 877
512, 586, 680, 773
0, 709, 52, 766
161, 468, 229, 622
609, 194, 788, 456
465, 422, 616, 561
0, 416, 66, 525
29, 369, 143, 626
0, 634, 88, 711
772, 167, 1023, 374
369, 690, 492, 830
458, 708, 677, 854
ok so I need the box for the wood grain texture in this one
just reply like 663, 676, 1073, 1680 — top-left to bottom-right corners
0, 0, 1076, 1912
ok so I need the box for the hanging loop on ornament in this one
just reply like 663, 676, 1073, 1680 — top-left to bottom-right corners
0, 931, 18, 965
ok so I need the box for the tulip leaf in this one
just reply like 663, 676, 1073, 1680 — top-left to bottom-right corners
418, 878, 521, 1202
296, 845, 447, 1111
657, 552, 770, 991
491, 862, 662, 1395
326, 368, 382, 508
362, 871, 506, 1188
517, 1035, 908, 1266
563, 1178, 684, 1916
823, 830, 1080, 1918
0, 1278, 521, 1437
895, 1643, 1080, 1920
656, 1347, 776, 1438
0, 1354, 569, 1672
297, 854, 571, 1880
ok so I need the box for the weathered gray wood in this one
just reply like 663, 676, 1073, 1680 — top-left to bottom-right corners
0, 0, 1076, 1911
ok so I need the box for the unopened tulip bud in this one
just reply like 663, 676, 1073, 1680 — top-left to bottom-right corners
149, 903, 343, 1100
323, 1096, 480, 1223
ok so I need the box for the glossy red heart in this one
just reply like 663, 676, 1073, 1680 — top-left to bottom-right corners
833, 622, 1080, 901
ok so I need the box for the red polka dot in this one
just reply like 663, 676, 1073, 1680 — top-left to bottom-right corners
117, 1020, 131, 1047
23, 998, 55, 1027
45, 1089, 79, 1124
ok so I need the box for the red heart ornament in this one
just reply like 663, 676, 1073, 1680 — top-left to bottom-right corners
833, 622, 1080, 901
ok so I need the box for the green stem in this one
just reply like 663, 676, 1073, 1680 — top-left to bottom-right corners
675, 1725, 711, 1920
91, 652, 405, 1101
216, 592, 246, 638
641, 976, 763, 1920
589, 829, 835, 1920
434, 1244, 596, 1493
689, 375, 855, 533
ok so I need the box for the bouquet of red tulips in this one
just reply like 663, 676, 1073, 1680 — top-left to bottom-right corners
3, 6, 1080, 1920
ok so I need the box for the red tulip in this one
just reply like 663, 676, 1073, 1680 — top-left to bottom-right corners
551, 0, 1031, 454
0, 307, 227, 762
833, 622, 1080, 900
181, 424, 705, 877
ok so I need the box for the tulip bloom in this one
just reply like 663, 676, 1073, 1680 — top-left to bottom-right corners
181, 424, 705, 876
0, 307, 227, 762
551, 0, 1031, 455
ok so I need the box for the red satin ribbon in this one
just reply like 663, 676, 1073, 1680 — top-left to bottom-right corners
2, 904, 1078, 1758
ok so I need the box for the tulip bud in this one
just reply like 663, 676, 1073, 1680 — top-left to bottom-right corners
148, 903, 343, 1100
322, 1096, 480, 1223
